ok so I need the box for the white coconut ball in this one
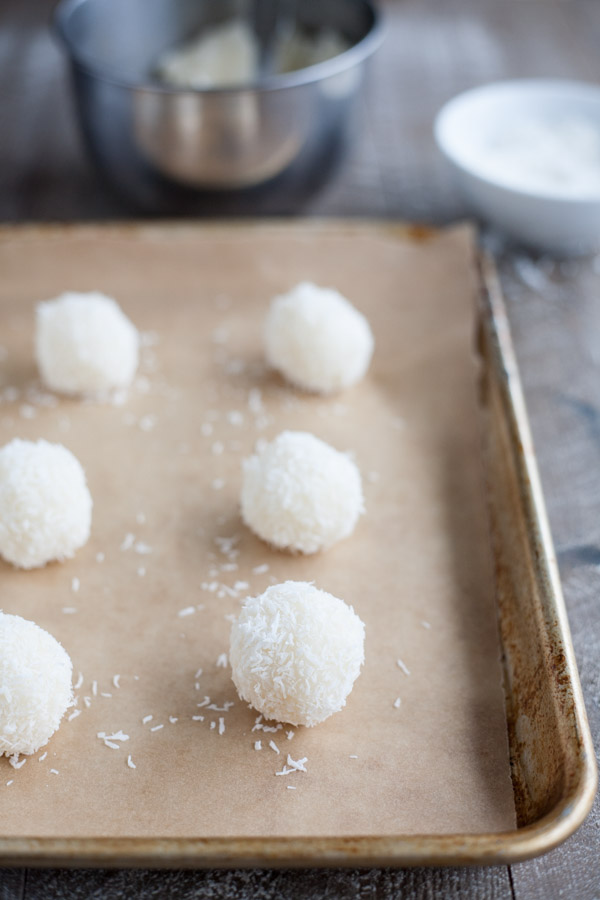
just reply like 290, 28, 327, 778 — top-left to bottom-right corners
264, 282, 374, 394
36, 291, 139, 396
0, 612, 73, 757
0, 439, 92, 569
241, 430, 364, 554
230, 581, 365, 727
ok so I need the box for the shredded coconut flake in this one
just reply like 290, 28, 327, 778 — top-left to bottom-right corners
396, 658, 411, 676
142, 715, 153, 724
393, 697, 402, 708
68, 709, 81, 721
74, 672, 84, 690
121, 532, 135, 551
254, 740, 262, 750
169, 716, 178, 724
127, 755, 136, 769
38, 752, 47, 762
49, 769, 59, 775
134, 541, 152, 555
218, 717, 225, 735
178, 606, 195, 618
150, 724, 164, 732
216, 653, 228, 668
269, 740, 280, 754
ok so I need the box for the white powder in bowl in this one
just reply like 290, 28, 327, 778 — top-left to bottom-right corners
157, 20, 259, 89
475, 115, 600, 198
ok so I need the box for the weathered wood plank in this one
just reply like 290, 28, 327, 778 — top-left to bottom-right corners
0, 870, 24, 900
22, 867, 513, 900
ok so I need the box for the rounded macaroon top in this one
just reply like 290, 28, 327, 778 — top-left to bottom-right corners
264, 282, 374, 394
0, 438, 92, 569
35, 291, 139, 396
240, 430, 364, 554
0, 611, 73, 757
230, 581, 365, 727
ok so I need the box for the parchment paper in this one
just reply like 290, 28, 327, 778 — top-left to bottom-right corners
0, 222, 515, 837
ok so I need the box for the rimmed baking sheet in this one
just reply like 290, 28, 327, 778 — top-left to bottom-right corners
0, 221, 516, 841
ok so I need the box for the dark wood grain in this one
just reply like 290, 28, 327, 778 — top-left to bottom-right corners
2, 0, 600, 897
21, 867, 514, 900
0, 870, 24, 900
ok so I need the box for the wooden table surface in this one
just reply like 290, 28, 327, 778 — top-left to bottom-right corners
2, 0, 600, 897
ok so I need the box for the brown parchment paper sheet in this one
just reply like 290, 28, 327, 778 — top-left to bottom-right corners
0, 222, 515, 838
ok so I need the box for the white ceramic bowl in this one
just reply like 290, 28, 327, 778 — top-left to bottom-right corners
434, 79, 600, 256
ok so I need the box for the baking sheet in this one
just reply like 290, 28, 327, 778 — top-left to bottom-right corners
0, 222, 515, 838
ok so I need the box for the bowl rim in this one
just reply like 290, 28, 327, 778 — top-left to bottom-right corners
53, 0, 385, 94
434, 78, 600, 205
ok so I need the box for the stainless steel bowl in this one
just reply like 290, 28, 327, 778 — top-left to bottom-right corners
54, 0, 382, 207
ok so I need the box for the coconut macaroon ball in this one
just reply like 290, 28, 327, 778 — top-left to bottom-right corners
36, 291, 139, 396
0, 612, 73, 758
230, 581, 365, 727
264, 282, 374, 394
0, 439, 92, 569
241, 430, 364, 554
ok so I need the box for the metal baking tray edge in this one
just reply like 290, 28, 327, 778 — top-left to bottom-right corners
0, 226, 595, 868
